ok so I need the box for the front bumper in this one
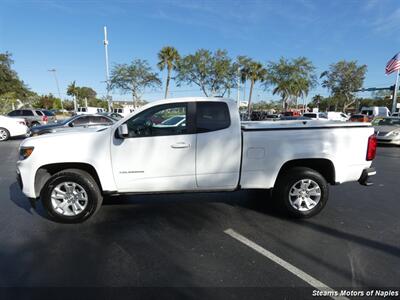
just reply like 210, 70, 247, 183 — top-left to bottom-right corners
358, 167, 376, 186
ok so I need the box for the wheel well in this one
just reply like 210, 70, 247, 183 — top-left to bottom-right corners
34, 163, 102, 197
276, 159, 335, 185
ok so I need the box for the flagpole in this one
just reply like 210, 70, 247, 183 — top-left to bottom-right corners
392, 69, 399, 113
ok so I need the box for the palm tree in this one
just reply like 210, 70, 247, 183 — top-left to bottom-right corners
157, 46, 180, 99
239, 59, 267, 116
67, 81, 79, 111
265, 57, 316, 111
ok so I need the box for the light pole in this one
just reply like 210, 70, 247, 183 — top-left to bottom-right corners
103, 26, 111, 112
48, 69, 64, 111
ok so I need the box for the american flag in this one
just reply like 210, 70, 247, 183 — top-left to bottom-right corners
385, 52, 400, 75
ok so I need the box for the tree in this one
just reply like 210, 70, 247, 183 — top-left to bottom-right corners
67, 81, 97, 108
176, 49, 236, 97
239, 59, 267, 115
157, 46, 180, 99
110, 59, 161, 106
265, 57, 317, 111
0, 52, 31, 99
308, 94, 324, 110
320, 60, 367, 111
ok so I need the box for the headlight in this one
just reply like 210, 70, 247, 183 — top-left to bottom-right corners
389, 131, 400, 136
19, 146, 34, 160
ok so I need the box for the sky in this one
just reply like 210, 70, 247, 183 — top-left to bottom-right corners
1, 0, 400, 103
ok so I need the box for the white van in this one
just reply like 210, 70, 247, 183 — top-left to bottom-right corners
326, 112, 349, 122
360, 106, 390, 118
113, 108, 134, 118
77, 107, 105, 115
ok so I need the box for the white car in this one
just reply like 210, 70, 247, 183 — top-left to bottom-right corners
76, 107, 105, 115
17, 97, 376, 223
113, 108, 134, 118
0, 116, 29, 142
303, 112, 329, 121
326, 112, 349, 122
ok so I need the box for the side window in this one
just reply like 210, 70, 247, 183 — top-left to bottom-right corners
8, 110, 19, 116
91, 116, 113, 125
124, 103, 187, 137
22, 110, 34, 116
72, 116, 90, 126
35, 110, 44, 116
196, 102, 230, 133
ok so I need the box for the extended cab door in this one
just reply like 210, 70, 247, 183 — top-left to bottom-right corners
195, 101, 242, 189
111, 102, 196, 193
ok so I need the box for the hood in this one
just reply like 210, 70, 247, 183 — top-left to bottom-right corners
30, 122, 65, 132
22, 126, 110, 146
0, 115, 25, 123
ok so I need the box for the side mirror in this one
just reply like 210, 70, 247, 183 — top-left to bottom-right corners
117, 123, 129, 138
68, 122, 74, 127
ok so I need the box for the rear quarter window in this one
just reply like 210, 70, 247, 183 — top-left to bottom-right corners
22, 110, 34, 116
196, 102, 230, 133
8, 110, 19, 116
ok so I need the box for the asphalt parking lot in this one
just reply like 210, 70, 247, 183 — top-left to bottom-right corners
0, 138, 399, 299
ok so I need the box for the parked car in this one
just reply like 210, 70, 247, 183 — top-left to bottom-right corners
17, 97, 376, 223
349, 114, 370, 122
28, 114, 116, 136
303, 112, 329, 121
76, 107, 105, 115
158, 115, 186, 127
98, 112, 123, 120
7, 109, 55, 127
112, 108, 133, 118
39, 110, 57, 123
360, 106, 390, 120
0, 116, 28, 141
391, 112, 400, 118
326, 112, 349, 122
373, 117, 400, 145
279, 116, 312, 121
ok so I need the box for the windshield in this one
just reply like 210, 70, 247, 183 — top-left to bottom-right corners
303, 113, 316, 118
361, 110, 373, 116
375, 118, 400, 126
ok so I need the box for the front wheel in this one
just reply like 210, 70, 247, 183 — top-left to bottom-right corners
273, 167, 329, 218
0, 127, 10, 142
41, 169, 103, 223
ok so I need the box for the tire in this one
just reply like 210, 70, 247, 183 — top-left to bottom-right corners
273, 167, 329, 218
31, 122, 40, 127
0, 127, 10, 142
41, 169, 103, 223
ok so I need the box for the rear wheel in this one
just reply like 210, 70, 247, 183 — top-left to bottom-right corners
41, 169, 103, 223
273, 167, 329, 218
0, 128, 10, 142
31, 122, 40, 127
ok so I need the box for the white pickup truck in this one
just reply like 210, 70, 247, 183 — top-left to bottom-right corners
16, 97, 377, 223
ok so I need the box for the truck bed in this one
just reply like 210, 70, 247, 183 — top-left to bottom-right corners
241, 120, 371, 131
239, 120, 374, 189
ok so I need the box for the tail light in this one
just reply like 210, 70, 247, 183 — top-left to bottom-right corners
42, 115, 48, 122
366, 134, 377, 161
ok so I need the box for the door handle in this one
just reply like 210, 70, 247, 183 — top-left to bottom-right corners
171, 142, 190, 149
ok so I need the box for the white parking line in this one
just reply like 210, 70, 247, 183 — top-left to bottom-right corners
224, 228, 349, 300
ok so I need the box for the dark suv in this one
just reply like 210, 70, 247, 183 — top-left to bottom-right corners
7, 109, 56, 127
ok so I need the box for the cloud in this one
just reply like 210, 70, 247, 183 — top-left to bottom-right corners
372, 7, 400, 33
